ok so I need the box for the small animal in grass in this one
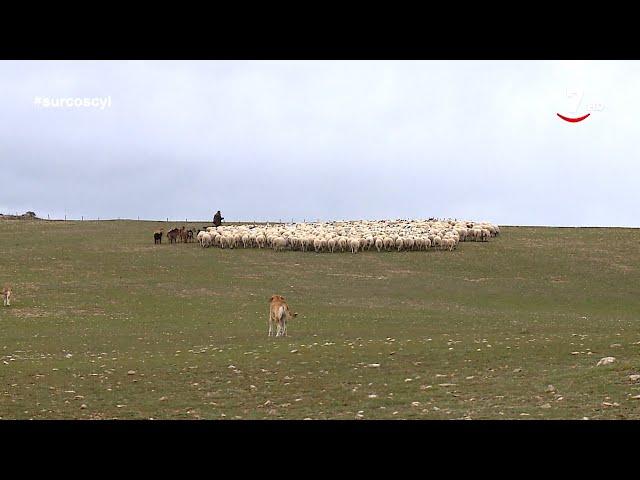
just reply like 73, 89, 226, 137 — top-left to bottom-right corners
268, 295, 298, 337
154, 229, 164, 244
2, 285, 12, 306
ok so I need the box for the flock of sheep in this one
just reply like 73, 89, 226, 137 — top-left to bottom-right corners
195, 219, 500, 253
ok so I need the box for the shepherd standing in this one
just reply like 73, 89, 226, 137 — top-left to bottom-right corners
213, 210, 224, 227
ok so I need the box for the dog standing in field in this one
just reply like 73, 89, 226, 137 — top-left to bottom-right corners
268, 295, 298, 337
2, 285, 11, 306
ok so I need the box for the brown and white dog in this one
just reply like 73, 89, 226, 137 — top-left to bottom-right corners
2, 285, 11, 306
268, 295, 297, 337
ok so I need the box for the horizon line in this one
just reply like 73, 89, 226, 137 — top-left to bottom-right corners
2, 216, 639, 229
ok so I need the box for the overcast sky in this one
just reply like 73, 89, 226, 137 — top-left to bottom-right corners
1, 60, 638, 226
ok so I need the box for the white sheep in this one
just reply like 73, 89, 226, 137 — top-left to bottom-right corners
272, 237, 286, 251
194, 218, 498, 254
201, 232, 212, 248
349, 238, 360, 254
328, 238, 337, 253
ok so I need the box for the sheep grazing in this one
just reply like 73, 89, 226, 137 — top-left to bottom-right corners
201, 232, 212, 248
167, 228, 180, 244
442, 237, 454, 251
272, 237, 286, 252
194, 219, 499, 254
349, 238, 360, 254
179, 227, 189, 243
404, 237, 415, 251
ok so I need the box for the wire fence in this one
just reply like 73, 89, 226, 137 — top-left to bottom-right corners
4, 212, 327, 224
26, 215, 289, 224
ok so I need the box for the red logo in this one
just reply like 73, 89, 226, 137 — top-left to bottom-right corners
556, 113, 590, 123
557, 89, 603, 123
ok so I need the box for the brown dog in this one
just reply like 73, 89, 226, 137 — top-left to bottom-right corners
268, 295, 297, 337
2, 285, 11, 306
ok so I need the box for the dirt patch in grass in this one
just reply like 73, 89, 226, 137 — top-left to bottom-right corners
327, 273, 382, 279
387, 269, 417, 275
175, 287, 225, 298
235, 274, 264, 280
9, 307, 49, 318
550, 277, 569, 283
610, 264, 635, 273
8, 305, 106, 319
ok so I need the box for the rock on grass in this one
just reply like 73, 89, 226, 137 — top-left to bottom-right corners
596, 357, 616, 366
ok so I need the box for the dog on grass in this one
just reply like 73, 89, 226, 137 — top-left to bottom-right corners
268, 295, 297, 337
2, 285, 12, 306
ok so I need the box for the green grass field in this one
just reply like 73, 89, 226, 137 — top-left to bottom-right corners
1, 220, 639, 419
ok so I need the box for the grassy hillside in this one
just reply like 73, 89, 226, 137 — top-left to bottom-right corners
0, 220, 639, 419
